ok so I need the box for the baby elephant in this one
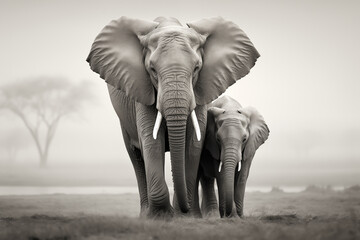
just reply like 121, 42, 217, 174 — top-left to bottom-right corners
199, 96, 269, 218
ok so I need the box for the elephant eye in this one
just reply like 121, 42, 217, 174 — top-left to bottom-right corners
215, 133, 220, 143
150, 67, 157, 78
242, 137, 247, 143
193, 65, 200, 75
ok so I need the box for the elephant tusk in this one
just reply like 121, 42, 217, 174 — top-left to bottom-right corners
218, 161, 223, 172
191, 110, 201, 141
153, 111, 162, 140
238, 161, 241, 172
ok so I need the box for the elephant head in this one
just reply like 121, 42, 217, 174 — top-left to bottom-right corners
87, 16, 259, 213
206, 101, 269, 217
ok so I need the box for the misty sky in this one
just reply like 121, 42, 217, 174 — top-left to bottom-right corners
1, 0, 359, 185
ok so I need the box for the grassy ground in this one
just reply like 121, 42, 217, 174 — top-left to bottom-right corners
0, 188, 359, 240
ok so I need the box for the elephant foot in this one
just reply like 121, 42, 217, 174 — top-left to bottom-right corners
147, 205, 174, 219
201, 204, 219, 218
202, 209, 219, 218
236, 210, 244, 218
219, 207, 240, 218
189, 206, 203, 218
139, 206, 149, 218
220, 211, 240, 219
173, 209, 202, 218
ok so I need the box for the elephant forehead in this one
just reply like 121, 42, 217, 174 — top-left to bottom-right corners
148, 27, 202, 47
218, 113, 249, 127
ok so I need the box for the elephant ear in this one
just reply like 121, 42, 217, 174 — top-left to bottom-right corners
242, 106, 269, 162
208, 106, 225, 118
187, 17, 260, 105
87, 17, 158, 105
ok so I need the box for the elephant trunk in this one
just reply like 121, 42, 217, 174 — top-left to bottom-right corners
156, 71, 197, 213
166, 113, 189, 213
222, 144, 240, 217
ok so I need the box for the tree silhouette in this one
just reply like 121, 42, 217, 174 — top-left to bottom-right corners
0, 77, 92, 167
0, 129, 29, 163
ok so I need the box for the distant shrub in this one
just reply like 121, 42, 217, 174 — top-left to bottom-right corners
270, 187, 284, 193
344, 185, 360, 193
302, 185, 335, 194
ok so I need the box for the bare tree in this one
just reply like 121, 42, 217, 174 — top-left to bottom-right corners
0, 77, 93, 167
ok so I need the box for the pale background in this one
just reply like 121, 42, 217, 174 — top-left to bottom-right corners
0, 0, 359, 187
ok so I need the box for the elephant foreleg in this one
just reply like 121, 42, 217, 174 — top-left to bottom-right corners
192, 173, 201, 218
216, 173, 226, 217
136, 103, 172, 218
234, 159, 252, 218
200, 175, 218, 217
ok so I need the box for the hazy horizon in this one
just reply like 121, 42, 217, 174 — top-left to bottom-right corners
1, 0, 359, 187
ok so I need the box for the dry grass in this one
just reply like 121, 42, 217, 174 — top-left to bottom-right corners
0, 189, 359, 240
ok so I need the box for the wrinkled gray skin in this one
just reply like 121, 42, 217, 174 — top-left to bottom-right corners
87, 16, 259, 218
199, 96, 269, 217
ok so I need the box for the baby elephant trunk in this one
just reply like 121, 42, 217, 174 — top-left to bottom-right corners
222, 144, 241, 217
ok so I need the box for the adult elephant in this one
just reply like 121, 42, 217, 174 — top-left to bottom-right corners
87, 16, 259, 217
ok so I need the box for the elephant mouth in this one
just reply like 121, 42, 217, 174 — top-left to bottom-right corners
152, 110, 201, 141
